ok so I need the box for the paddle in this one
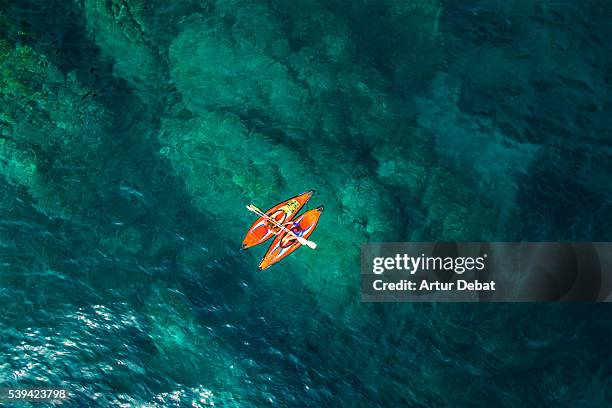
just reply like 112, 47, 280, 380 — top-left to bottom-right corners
246, 205, 317, 249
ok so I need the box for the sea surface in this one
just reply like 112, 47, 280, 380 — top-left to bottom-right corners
0, 0, 610, 406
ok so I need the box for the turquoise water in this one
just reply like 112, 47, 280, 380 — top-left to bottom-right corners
1, 0, 611, 406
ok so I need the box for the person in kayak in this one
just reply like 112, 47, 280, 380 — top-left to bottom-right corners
280, 220, 305, 248
265, 199, 300, 234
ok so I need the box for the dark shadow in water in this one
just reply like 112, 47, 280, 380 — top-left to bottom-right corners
514, 154, 612, 241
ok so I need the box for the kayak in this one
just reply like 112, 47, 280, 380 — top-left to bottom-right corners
258, 206, 324, 270
241, 190, 314, 249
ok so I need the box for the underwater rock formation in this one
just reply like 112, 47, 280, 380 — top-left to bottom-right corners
0, 26, 110, 219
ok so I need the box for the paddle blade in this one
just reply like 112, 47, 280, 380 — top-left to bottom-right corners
299, 238, 317, 249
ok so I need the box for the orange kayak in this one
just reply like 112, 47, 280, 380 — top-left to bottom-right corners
241, 190, 314, 249
258, 206, 323, 270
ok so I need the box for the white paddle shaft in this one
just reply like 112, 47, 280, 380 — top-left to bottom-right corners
246, 205, 317, 249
